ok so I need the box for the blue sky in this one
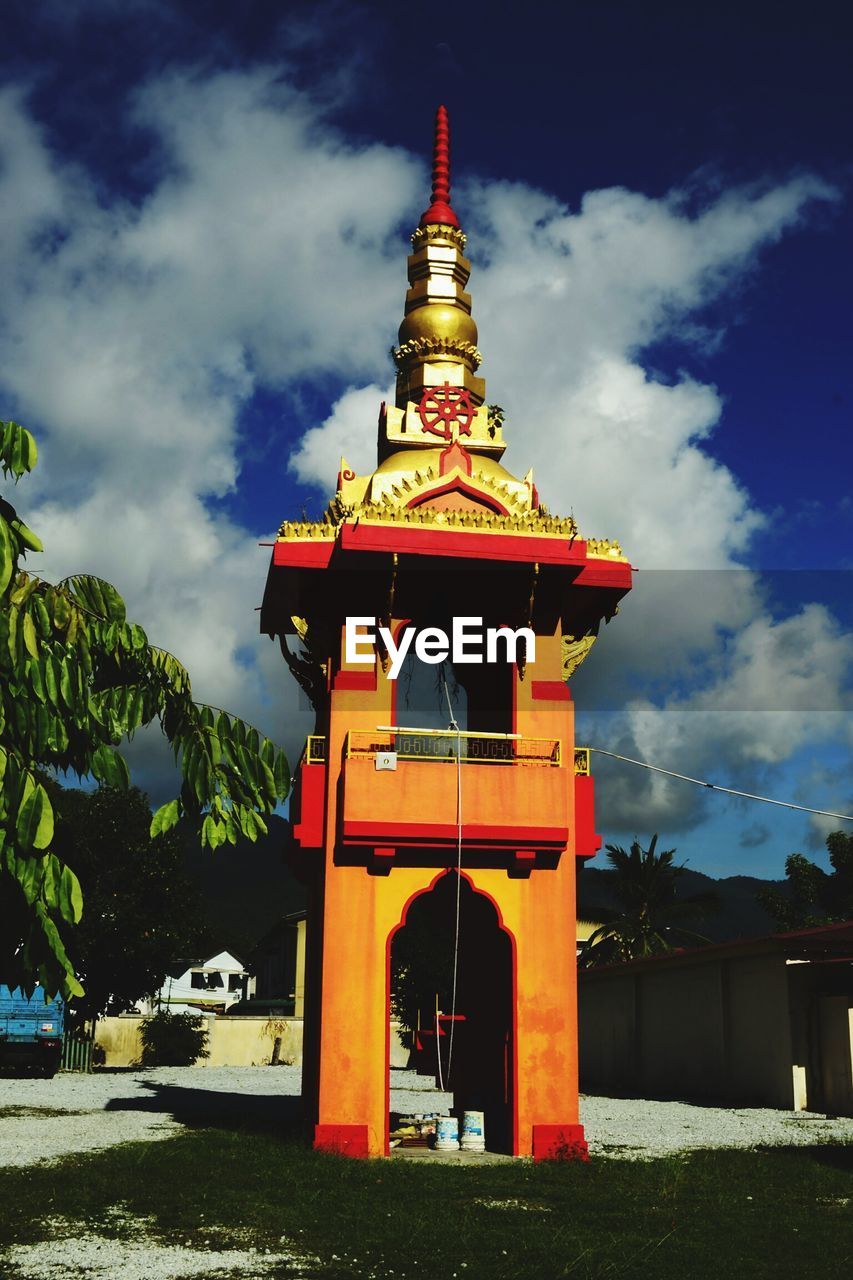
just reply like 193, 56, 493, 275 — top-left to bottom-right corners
1, 0, 851, 878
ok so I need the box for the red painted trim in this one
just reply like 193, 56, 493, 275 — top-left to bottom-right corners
572, 562, 633, 589
407, 476, 509, 515
314, 1124, 370, 1158
340, 522, 590, 566
272, 541, 334, 568
439, 440, 473, 476
532, 1124, 589, 1162
531, 681, 571, 702
292, 763, 327, 850
573, 774, 601, 860
342, 819, 568, 846
333, 668, 376, 691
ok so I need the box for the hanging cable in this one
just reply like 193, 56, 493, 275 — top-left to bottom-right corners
442, 667, 464, 1089
434, 994, 444, 1093
588, 747, 853, 822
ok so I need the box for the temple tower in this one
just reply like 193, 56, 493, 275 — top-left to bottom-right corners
261, 107, 632, 1158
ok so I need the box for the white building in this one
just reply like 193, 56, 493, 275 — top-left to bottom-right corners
146, 950, 254, 1015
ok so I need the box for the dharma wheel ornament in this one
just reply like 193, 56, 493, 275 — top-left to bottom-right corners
417, 382, 475, 440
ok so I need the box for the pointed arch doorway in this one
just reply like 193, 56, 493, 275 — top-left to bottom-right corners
389, 871, 515, 1154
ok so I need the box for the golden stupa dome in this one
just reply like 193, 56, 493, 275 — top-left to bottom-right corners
397, 302, 479, 350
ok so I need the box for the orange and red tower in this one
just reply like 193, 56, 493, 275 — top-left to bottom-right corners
261, 107, 632, 1158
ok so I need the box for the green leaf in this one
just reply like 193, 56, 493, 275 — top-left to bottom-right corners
91, 745, 130, 790
130, 622, 147, 651
273, 750, 290, 799
65, 575, 127, 623
11, 518, 42, 553
34, 596, 51, 637
49, 589, 71, 631
34, 903, 84, 998
16, 783, 54, 851
59, 659, 74, 708
0, 516, 14, 596
58, 863, 83, 924
10, 574, 39, 607
150, 798, 181, 838
27, 659, 46, 704
201, 813, 227, 850
22, 612, 38, 658
44, 656, 59, 706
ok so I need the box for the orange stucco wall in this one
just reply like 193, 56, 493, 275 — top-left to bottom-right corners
341, 756, 569, 844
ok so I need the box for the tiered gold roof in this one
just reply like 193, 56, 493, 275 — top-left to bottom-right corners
277, 106, 625, 564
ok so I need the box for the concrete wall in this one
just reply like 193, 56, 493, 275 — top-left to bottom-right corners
725, 956, 794, 1107
579, 951, 797, 1109
819, 996, 853, 1116
96, 1015, 410, 1071
96, 1015, 304, 1068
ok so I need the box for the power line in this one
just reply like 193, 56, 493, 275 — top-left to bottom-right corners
588, 747, 853, 823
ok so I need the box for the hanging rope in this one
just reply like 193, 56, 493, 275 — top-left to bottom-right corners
434, 994, 444, 1093
588, 747, 853, 822
442, 667, 464, 1089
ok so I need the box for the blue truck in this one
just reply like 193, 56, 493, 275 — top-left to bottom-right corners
0, 985, 65, 1077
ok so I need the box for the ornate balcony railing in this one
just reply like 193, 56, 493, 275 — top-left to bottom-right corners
302, 735, 327, 765
345, 728, 561, 766
299, 735, 593, 772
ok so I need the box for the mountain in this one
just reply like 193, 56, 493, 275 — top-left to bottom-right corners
180, 818, 790, 958
577, 864, 788, 944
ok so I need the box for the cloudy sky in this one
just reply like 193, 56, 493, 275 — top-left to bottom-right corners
2, 0, 851, 878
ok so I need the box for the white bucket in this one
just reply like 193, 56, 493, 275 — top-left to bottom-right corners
460, 1110, 485, 1152
434, 1115, 459, 1151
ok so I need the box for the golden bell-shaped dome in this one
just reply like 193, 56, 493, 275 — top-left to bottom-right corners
398, 302, 479, 349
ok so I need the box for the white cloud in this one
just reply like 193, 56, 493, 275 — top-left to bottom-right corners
0, 65, 848, 830
0, 70, 422, 792
592, 604, 853, 831
290, 383, 392, 487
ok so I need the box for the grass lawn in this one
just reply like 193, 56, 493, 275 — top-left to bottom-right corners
0, 1129, 850, 1279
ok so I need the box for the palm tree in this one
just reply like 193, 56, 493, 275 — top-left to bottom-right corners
580, 834, 717, 966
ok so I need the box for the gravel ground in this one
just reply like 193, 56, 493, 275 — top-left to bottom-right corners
1, 1066, 851, 1169
1, 1067, 851, 1278
580, 1093, 853, 1159
0, 1066, 453, 1169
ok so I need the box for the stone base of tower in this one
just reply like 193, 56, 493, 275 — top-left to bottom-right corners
531, 1124, 589, 1162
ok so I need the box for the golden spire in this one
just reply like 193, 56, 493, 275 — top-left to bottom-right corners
380, 106, 505, 461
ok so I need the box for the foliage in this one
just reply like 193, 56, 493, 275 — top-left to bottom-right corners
138, 1009, 209, 1067
49, 781, 209, 1022
581, 834, 718, 966
0, 421, 290, 1000
758, 831, 853, 931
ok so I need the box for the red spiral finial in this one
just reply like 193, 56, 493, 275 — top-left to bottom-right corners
419, 105, 460, 229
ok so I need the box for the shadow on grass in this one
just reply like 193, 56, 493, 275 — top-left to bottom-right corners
760, 1142, 853, 1173
104, 1082, 305, 1141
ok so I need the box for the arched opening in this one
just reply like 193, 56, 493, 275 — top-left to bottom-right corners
389, 872, 514, 1154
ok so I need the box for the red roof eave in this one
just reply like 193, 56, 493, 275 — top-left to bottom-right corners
273, 522, 633, 588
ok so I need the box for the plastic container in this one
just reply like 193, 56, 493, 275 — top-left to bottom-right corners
460, 1110, 485, 1152
434, 1115, 460, 1151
